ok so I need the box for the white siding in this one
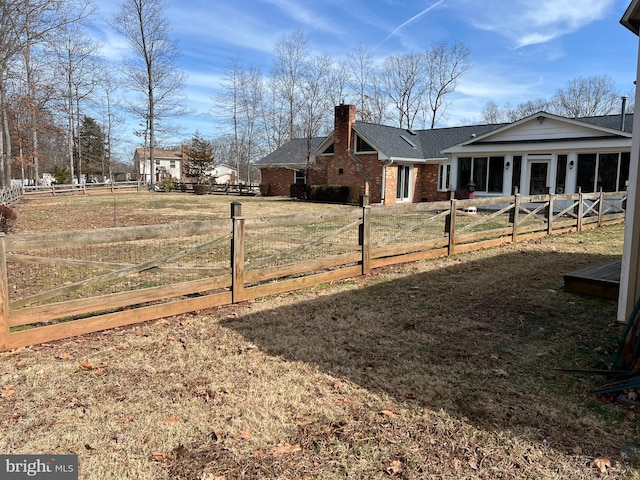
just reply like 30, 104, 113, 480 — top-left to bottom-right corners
483, 118, 612, 143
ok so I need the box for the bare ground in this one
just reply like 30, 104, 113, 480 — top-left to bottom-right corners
0, 193, 638, 479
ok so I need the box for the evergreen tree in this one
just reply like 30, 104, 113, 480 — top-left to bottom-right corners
78, 116, 106, 180
186, 131, 215, 183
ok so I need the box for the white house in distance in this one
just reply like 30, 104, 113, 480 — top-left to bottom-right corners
134, 147, 185, 183
210, 163, 237, 184
133, 147, 239, 185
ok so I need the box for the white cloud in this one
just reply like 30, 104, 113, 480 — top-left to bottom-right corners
261, 0, 341, 34
457, 0, 616, 48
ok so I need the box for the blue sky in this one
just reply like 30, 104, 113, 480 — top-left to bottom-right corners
92, 0, 639, 152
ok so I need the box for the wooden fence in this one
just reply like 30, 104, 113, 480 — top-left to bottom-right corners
22, 181, 142, 197
0, 189, 627, 352
0, 185, 24, 205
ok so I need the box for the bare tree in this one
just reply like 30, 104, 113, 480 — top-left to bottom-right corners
55, 22, 101, 183
381, 52, 428, 129
272, 30, 309, 141
552, 75, 621, 118
113, 0, 186, 187
424, 41, 471, 129
480, 101, 505, 124
0, 0, 91, 186
347, 44, 374, 121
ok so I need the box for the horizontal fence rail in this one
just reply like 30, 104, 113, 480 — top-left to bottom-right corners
0, 189, 627, 351
22, 181, 143, 197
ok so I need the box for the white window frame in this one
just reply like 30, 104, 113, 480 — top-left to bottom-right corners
438, 163, 451, 192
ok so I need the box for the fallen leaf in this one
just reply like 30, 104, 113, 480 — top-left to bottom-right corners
328, 380, 343, 390
493, 369, 509, 378
592, 457, 611, 473
58, 352, 73, 360
84, 444, 95, 451
143, 364, 157, 375
380, 409, 400, 418
386, 459, 403, 475
162, 415, 180, 425
272, 443, 301, 455
79, 360, 94, 370
209, 430, 223, 443
151, 452, 167, 462
0, 386, 17, 398
252, 450, 264, 457
114, 433, 125, 444
116, 343, 129, 350
628, 390, 638, 401
235, 430, 252, 440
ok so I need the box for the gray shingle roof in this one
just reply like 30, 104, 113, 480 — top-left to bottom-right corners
256, 113, 634, 167
577, 113, 633, 132
255, 137, 325, 167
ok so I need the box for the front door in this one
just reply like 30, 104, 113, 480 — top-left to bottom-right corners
528, 161, 549, 195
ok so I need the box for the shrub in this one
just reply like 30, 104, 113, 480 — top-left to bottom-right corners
159, 177, 176, 191
0, 204, 17, 234
290, 183, 307, 200
307, 184, 359, 204
259, 183, 271, 196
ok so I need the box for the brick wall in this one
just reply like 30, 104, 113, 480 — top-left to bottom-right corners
260, 168, 296, 196
414, 164, 447, 202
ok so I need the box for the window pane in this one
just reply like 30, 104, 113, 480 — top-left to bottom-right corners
556, 155, 567, 194
598, 153, 618, 192
458, 158, 471, 189
577, 153, 597, 193
356, 136, 375, 152
620, 152, 630, 191
473, 157, 488, 192
487, 156, 504, 193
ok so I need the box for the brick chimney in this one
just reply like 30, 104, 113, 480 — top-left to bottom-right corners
334, 103, 356, 155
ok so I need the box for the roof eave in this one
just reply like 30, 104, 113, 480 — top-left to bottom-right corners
622, 0, 640, 35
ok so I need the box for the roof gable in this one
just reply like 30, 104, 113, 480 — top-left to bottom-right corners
443, 112, 632, 152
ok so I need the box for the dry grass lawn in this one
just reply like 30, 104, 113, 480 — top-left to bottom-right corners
1, 193, 639, 479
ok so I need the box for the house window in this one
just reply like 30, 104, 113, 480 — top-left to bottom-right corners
555, 155, 567, 194
396, 165, 411, 201
356, 136, 375, 153
294, 170, 306, 185
170, 160, 176, 168
338, 168, 344, 175
323, 143, 334, 154
458, 156, 504, 193
155, 160, 160, 165
576, 152, 629, 193
438, 163, 450, 191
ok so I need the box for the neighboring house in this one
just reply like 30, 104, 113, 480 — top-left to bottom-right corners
211, 163, 238, 184
134, 146, 186, 183
257, 103, 633, 205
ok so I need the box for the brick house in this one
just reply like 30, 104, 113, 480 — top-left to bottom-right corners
257, 103, 633, 204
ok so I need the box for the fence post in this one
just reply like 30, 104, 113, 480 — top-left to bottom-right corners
597, 188, 605, 227
231, 202, 245, 303
360, 195, 371, 275
0, 234, 9, 352
577, 187, 584, 232
547, 187, 554, 235
512, 189, 520, 243
447, 195, 457, 256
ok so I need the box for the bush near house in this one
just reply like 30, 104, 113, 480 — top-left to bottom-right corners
308, 184, 359, 204
0, 204, 16, 234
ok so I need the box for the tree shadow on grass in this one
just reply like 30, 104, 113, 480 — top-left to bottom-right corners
226, 250, 631, 456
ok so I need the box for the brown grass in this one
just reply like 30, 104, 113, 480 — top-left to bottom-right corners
1, 193, 639, 479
